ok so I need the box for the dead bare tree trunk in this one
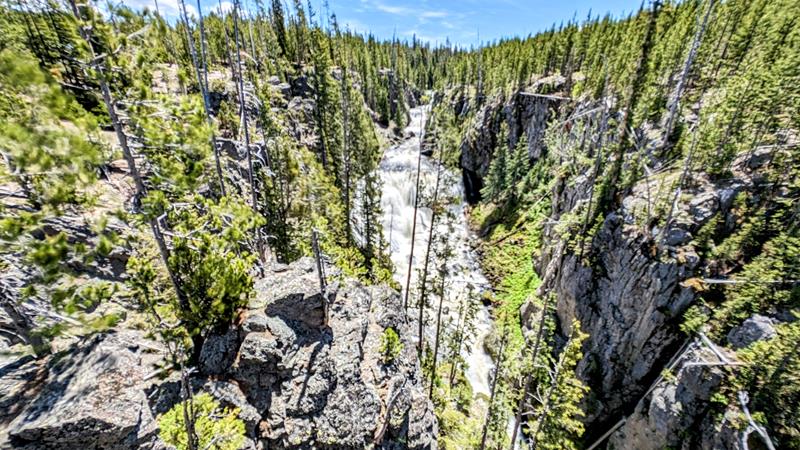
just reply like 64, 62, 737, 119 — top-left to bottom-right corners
480, 326, 509, 450
448, 298, 466, 387
178, 0, 227, 197
68, 0, 188, 311
661, 0, 715, 152
403, 114, 427, 310
657, 122, 700, 245
417, 144, 444, 357
232, 0, 258, 211
179, 361, 198, 450
153, 0, 180, 67
311, 229, 328, 326
509, 294, 551, 449
429, 249, 451, 399
341, 64, 353, 241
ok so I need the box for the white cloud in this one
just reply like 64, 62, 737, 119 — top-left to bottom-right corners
420, 10, 447, 19
374, 2, 411, 15
122, 0, 199, 20
341, 17, 370, 34
216, 1, 233, 14
369, 1, 446, 20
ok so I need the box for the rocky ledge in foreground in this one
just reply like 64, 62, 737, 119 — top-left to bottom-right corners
0, 258, 436, 449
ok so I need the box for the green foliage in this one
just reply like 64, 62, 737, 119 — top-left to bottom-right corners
167, 197, 263, 336
680, 304, 710, 335
481, 122, 509, 203
0, 48, 116, 353
736, 321, 800, 449
712, 234, 800, 334
379, 327, 403, 364
531, 320, 590, 450
158, 393, 246, 450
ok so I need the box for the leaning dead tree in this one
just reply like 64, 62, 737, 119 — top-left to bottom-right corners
479, 325, 509, 450
311, 229, 329, 326
509, 293, 551, 449
403, 110, 430, 310
178, 0, 226, 197
429, 232, 452, 399
230, 0, 258, 211
661, 0, 716, 152
67, 0, 187, 310
417, 135, 444, 356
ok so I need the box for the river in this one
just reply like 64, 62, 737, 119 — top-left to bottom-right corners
378, 105, 495, 399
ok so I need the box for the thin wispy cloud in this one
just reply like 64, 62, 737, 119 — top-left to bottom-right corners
420, 11, 448, 19
120, 0, 643, 46
374, 2, 411, 15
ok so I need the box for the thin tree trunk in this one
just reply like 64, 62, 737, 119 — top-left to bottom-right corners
530, 332, 573, 449
341, 67, 352, 241
578, 101, 608, 261
179, 0, 227, 197
218, 0, 234, 69
429, 251, 450, 399
179, 361, 198, 450
311, 229, 328, 326
68, 0, 188, 311
602, 0, 661, 211
657, 123, 700, 245
232, 0, 258, 211
403, 114, 426, 310
661, 0, 715, 152
154, 0, 180, 68
417, 146, 444, 356
448, 299, 466, 387
246, 10, 259, 71
509, 294, 550, 449
480, 327, 509, 450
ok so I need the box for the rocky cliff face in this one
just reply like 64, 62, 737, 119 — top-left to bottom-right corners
530, 143, 781, 444
442, 76, 564, 203
200, 258, 437, 449
447, 75, 788, 446
607, 345, 740, 450
0, 330, 165, 449
0, 258, 436, 450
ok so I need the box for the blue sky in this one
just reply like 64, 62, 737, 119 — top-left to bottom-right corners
124, 0, 644, 47
329, 0, 644, 46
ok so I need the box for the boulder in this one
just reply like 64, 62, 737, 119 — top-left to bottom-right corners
197, 258, 437, 449
665, 227, 692, 247
199, 328, 239, 376
608, 347, 727, 450
0, 331, 165, 450
727, 315, 776, 349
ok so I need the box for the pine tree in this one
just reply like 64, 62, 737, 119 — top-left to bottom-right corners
0, 49, 109, 354
507, 131, 529, 195
530, 320, 589, 450
481, 122, 509, 202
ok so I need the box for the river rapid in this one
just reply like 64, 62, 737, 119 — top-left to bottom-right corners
378, 105, 495, 399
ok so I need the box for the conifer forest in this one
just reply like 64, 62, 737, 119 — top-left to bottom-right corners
0, 0, 798, 449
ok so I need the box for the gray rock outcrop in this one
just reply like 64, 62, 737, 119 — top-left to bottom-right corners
447, 77, 564, 203
0, 330, 166, 450
199, 258, 437, 449
607, 346, 729, 450
727, 315, 776, 349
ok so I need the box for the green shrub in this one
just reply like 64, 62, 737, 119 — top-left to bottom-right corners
158, 393, 246, 450
379, 327, 403, 364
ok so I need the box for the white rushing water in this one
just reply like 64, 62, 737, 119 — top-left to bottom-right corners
379, 105, 495, 398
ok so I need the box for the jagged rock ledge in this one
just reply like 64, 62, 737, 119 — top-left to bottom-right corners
0, 258, 436, 450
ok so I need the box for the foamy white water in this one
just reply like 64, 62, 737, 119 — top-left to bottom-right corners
378, 105, 495, 398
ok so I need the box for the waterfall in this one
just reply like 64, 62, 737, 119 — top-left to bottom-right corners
378, 105, 495, 398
